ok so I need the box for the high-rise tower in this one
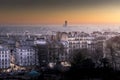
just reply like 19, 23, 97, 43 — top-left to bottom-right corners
64, 20, 68, 27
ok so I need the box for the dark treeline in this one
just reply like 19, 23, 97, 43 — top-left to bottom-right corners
63, 49, 120, 80
34, 48, 120, 80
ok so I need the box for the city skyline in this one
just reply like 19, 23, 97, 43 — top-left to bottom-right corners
0, 0, 120, 24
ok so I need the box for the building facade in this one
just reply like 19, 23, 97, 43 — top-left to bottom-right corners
0, 45, 10, 69
15, 46, 38, 67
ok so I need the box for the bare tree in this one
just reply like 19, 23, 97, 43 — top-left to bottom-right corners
70, 49, 89, 66
106, 36, 120, 70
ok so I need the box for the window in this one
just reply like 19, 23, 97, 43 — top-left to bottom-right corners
5, 66, 8, 68
2, 62, 4, 65
5, 55, 7, 57
5, 62, 7, 64
5, 59, 7, 61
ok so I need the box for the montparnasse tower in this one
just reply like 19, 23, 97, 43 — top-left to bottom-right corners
63, 20, 68, 27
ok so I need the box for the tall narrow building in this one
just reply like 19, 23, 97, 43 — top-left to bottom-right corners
0, 45, 10, 69
64, 20, 68, 27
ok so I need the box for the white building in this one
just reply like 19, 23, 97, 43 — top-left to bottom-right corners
15, 46, 38, 67
0, 45, 10, 69
68, 32, 94, 49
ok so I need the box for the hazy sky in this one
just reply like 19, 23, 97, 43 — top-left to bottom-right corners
1, 0, 120, 24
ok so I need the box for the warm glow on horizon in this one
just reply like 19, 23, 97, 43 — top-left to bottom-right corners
1, 4, 120, 24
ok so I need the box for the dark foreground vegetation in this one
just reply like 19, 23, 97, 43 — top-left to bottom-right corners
1, 67, 119, 80
21, 62, 120, 80
1, 50, 120, 80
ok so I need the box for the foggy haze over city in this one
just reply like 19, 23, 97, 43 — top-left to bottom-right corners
0, 24, 120, 34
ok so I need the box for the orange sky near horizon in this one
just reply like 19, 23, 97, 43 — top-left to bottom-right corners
0, 4, 120, 25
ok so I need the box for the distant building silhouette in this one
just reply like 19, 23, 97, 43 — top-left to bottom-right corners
63, 20, 68, 27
